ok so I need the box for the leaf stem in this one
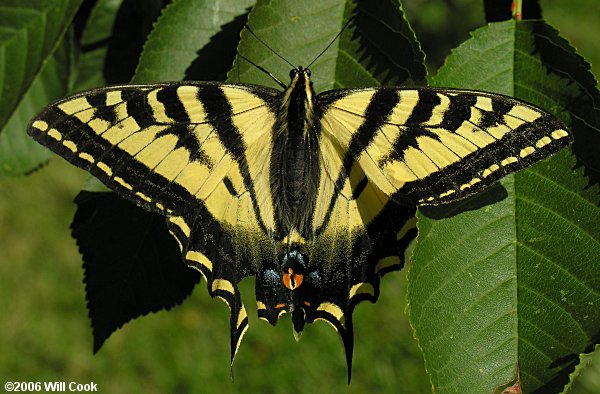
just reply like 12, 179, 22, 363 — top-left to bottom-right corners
512, 0, 523, 21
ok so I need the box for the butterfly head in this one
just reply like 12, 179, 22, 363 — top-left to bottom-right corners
288, 66, 313, 90
289, 66, 311, 78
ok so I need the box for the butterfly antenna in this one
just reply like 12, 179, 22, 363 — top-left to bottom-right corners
238, 54, 287, 89
307, 16, 355, 69
244, 24, 296, 70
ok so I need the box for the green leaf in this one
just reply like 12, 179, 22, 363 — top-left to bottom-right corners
133, 0, 255, 84
562, 345, 600, 394
521, 22, 600, 189
513, 151, 599, 393
0, 35, 72, 178
407, 20, 600, 393
231, 0, 347, 90
231, 0, 426, 90
338, 0, 427, 87
0, 0, 82, 132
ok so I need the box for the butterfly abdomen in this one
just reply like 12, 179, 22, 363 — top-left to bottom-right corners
270, 68, 321, 238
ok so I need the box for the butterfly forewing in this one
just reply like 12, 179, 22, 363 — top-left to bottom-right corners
30, 83, 279, 230
317, 87, 571, 206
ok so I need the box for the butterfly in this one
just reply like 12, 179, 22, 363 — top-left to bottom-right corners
28, 35, 571, 378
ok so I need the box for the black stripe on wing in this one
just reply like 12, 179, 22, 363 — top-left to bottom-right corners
156, 85, 192, 122
197, 85, 273, 235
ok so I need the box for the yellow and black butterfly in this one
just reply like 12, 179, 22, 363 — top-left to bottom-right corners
28, 29, 571, 376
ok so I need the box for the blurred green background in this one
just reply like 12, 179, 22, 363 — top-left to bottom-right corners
1, 1, 598, 393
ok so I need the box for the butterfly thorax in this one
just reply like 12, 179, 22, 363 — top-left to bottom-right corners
270, 68, 321, 239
